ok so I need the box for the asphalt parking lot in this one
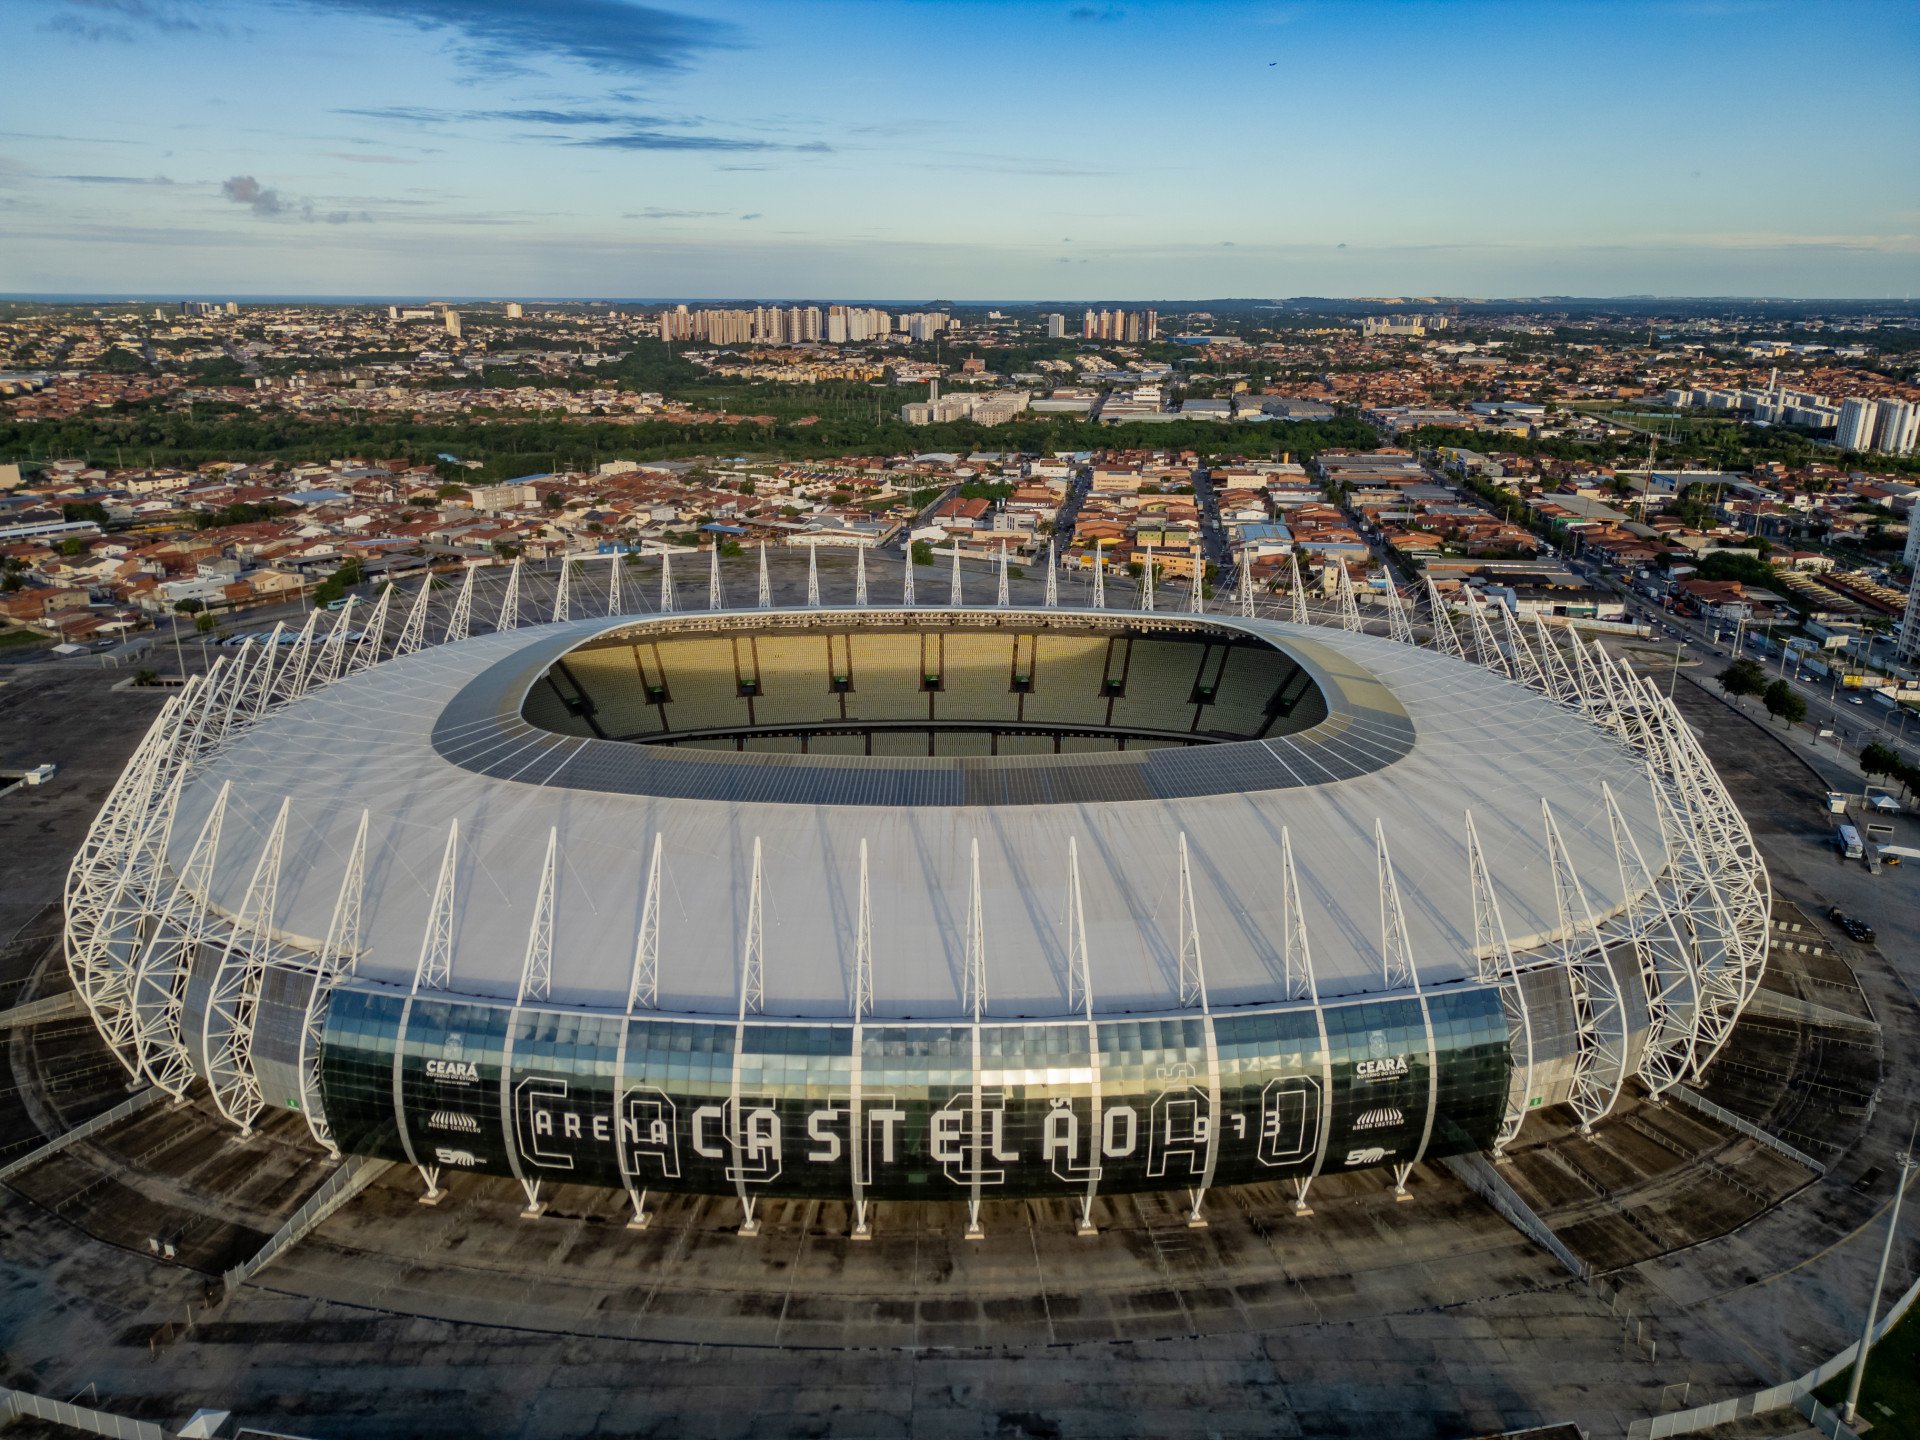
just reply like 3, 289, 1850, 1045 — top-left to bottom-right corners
0, 663, 167, 978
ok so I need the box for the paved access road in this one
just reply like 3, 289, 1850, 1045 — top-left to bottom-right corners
1610, 582, 1919, 770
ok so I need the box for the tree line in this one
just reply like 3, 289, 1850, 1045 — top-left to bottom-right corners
0, 411, 1379, 480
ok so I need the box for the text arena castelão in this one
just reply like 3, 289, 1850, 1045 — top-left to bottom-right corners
63, 558, 1769, 1238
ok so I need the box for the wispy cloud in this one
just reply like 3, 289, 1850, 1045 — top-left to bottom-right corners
298, 0, 735, 77
334, 102, 822, 154
575, 130, 829, 154
41, 0, 223, 43
221, 173, 370, 224
55, 172, 174, 185
320, 152, 418, 166
337, 104, 685, 129
0, 129, 138, 146
491, 107, 676, 128
625, 206, 725, 220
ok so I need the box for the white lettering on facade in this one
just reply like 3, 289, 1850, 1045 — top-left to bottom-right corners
987, 1106, 1018, 1163
870, 1108, 905, 1166
930, 1109, 965, 1164
692, 1105, 726, 1158
807, 1107, 843, 1164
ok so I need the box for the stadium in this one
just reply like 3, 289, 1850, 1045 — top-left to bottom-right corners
61, 559, 1770, 1238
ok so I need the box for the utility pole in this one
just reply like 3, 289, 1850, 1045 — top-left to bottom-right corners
1843, 1132, 1916, 1428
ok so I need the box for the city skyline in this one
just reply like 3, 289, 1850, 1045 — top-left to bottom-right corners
2, 0, 1918, 299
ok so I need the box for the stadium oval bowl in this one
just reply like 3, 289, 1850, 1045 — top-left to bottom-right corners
64, 601, 1769, 1225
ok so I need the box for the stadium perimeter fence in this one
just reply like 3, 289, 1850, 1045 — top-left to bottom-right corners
1627, 1271, 1920, 1438
0, 1386, 166, 1439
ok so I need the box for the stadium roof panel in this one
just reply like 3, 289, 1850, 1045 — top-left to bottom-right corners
169, 609, 1664, 1019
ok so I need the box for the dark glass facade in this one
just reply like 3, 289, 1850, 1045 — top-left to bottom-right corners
318, 982, 1509, 1201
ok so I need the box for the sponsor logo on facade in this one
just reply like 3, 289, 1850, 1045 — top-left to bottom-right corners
434, 1147, 479, 1167
1354, 1057, 1409, 1079
426, 1059, 479, 1083
1355, 1035, 1409, 1081
429, 1110, 481, 1133
1344, 1145, 1394, 1167
1352, 1107, 1404, 1131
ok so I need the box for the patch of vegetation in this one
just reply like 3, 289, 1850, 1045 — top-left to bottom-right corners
1762, 678, 1806, 727
1814, 1298, 1920, 1425
312, 558, 364, 607
195, 501, 287, 530
0, 412, 1378, 482
1693, 551, 1780, 589
94, 346, 149, 373
1717, 657, 1767, 697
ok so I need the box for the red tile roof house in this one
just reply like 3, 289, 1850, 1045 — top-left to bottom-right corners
1676, 579, 1754, 620
926, 497, 992, 531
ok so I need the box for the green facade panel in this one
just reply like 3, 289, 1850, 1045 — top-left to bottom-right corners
319, 984, 1508, 1202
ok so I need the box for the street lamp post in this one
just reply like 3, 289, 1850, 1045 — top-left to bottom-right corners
1842, 1138, 1917, 1428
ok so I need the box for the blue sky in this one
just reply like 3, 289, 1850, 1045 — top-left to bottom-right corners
2, 0, 1916, 299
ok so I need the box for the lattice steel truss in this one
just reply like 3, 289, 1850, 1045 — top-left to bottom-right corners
201, 795, 291, 1134
1440, 596, 1770, 1107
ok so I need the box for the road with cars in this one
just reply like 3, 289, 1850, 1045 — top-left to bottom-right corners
1605, 581, 1919, 770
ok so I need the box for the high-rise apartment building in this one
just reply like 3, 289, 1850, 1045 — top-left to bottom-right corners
1080, 309, 1156, 343
707, 310, 753, 346
1835, 397, 1880, 452
820, 305, 892, 343
1898, 573, 1920, 668
444, 310, 462, 339
902, 312, 949, 343
1872, 398, 1917, 456
1362, 314, 1447, 338
653, 303, 906, 347
505, 302, 523, 319
1046, 314, 1066, 339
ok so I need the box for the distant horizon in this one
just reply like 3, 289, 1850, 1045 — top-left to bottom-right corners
5, 293, 1918, 310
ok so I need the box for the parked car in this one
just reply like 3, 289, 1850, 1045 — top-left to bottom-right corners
1827, 907, 1876, 943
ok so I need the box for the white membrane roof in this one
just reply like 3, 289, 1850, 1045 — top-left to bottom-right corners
171, 609, 1667, 1019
